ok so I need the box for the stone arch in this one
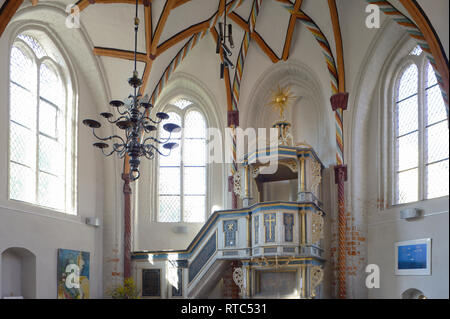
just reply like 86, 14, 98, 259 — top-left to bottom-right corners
243, 60, 334, 166
344, 19, 413, 298
1, 247, 36, 299
137, 71, 227, 225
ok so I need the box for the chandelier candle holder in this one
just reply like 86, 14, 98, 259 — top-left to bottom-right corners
82, 0, 180, 181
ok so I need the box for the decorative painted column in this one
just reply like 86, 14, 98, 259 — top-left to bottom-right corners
228, 110, 239, 209
122, 173, 132, 280
330, 92, 348, 299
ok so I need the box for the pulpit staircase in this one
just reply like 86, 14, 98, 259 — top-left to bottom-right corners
132, 146, 327, 299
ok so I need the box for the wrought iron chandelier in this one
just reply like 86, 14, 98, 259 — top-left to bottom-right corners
83, 0, 180, 181
216, 5, 234, 79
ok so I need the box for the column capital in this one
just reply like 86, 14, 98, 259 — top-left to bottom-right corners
334, 164, 347, 184
330, 92, 349, 111
228, 110, 239, 127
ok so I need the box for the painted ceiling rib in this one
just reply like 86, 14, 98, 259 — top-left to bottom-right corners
151, 0, 175, 56
145, 2, 152, 54
229, 12, 249, 32
274, 0, 293, 5
282, 0, 303, 61
398, 0, 449, 107
0, 0, 24, 38
93, 47, 149, 62
156, 0, 242, 60
156, 20, 210, 56
251, 31, 280, 63
327, 0, 345, 92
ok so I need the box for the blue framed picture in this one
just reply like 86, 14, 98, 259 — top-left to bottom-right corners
395, 239, 431, 275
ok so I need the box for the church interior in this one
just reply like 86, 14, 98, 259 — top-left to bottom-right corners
0, 0, 448, 300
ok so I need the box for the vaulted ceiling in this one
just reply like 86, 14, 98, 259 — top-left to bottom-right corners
1, 0, 448, 114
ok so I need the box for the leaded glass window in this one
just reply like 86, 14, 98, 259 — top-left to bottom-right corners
9, 33, 75, 214
158, 100, 207, 223
393, 49, 449, 205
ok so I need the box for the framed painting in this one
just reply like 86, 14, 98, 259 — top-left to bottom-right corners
395, 238, 431, 276
57, 249, 90, 299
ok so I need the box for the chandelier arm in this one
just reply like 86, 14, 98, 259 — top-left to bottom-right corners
143, 116, 163, 125
107, 115, 128, 124
101, 147, 120, 157
142, 134, 172, 145
143, 127, 153, 134
146, 144, 172, 157
92, 129, 126, 145
119, 149, 127, 158
143, 149, 155, 160
113, 143, 126, 153
115, 106, 130, 116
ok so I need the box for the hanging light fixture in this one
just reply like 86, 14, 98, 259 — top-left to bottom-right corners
82, 0, 180, 181
216, 4, 234, 79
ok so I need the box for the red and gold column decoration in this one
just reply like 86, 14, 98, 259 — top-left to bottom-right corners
228, 0, 262, 209
331, 92, 348, 299
122, 173, 132, 280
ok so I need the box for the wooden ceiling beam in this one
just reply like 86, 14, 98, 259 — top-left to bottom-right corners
0, 0, 24, 38
282, 0, 303, 61
211, 0, 225, 30
75, 0, 144, 12
93, 47, 149, 62
327, 0, 345, 92
139, 61, 152, 95
155, 1, 242, 60
251, 31, 280, 63
274, 0, 293, 5
173, 0, 191, 9
229, 12, 249, 33
75, 0, 191, 12
144, 2, 152, 54
150, 0, 175, 56
156, 20, 209, 56
88, 0, 144, 5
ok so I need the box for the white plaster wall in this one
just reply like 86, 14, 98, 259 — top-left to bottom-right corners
134, 43, 228, 251
0, 6, 108, 298
367, 198, 449, 299
1, 250, 22, 297
360, 10, 449, 299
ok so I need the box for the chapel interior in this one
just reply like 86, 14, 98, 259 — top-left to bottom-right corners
0, 0, 448, 299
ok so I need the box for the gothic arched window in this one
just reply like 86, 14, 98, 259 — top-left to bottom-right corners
9, 32, 76, 213
393, 46, 449, 204
158, 98, 207, 222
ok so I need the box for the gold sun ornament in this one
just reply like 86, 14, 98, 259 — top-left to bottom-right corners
267, 84, 297, 119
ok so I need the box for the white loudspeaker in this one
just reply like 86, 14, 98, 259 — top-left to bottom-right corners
172, 226, 188, 234
86, 217, 100, 227
399, 208, 422, 220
